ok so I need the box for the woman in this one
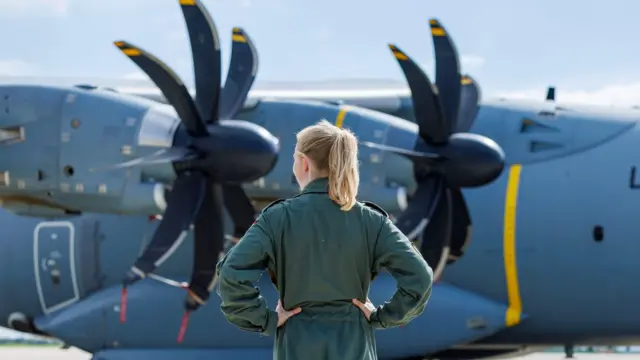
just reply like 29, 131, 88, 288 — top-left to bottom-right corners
216, 120, 433, 359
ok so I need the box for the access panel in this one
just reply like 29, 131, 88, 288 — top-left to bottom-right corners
33, 221, 79, 314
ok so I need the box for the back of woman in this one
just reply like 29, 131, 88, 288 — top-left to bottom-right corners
275, 182, 380, 307
216, 120, 433, 360
269, 180, 386, 359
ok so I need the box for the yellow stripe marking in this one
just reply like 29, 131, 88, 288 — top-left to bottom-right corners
232, 34, 247, 43
461, 76, 472, 85
429, 19, 438, 25
388, 44, 408, 60
393, 51, 408, 61
431, 28, 445, 36
179, 0, 196, 5
503, 164, 523, 327
335, 107, 348, 128
123, 48, 141, 56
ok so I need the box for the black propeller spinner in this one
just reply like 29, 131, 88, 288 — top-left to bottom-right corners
363, 19, 505, 279
113, 0, 278, 322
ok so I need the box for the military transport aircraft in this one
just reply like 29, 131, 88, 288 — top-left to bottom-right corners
1, 0, 640, 359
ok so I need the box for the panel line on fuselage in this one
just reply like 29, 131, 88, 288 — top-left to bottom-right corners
503, 164, 522, 327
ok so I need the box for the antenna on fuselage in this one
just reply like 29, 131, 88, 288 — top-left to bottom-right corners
546, 86, 555, 101
539, 85, 556, 117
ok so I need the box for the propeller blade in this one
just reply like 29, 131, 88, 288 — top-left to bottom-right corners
131, 172, 207, 275
455, 75, 481, 133
360, 141, 440, 161
222, 184, 257, 238
430, 18, 461, 133
388, 44, 449, 145
219, 27, 259, 120
89, 148, 197, 172
114, 41, 208, 137
394, 177, 443, 240
179, 0, 221, 124
447, 187, 471, 264
187, 181, 225, 307
418, 185, 452, 280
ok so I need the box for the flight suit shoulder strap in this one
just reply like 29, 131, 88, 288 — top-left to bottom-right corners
361, 201, 389, 218
260, 198, 286, 215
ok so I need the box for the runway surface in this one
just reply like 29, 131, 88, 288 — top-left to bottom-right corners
3, 347, 640, 359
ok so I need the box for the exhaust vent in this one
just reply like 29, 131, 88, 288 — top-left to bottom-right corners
0, 126, 24, 145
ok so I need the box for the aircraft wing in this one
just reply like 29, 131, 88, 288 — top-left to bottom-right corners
0, 75, 411, 115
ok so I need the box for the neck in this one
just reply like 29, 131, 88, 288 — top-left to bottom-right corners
309, 169, 329, 180
302, 175, 328, 190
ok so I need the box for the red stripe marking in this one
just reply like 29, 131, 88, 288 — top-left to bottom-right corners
177, 312, 190, 343
120, 288, 127, 323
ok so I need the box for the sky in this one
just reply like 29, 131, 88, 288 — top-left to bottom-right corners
0, 0, 639, 105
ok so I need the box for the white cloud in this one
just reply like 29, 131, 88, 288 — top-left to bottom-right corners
0, 0, 68, 16
0, 60, 36, 76
460, 55, 485, 70
493, 82, 640, 106
123, 72, 148, 80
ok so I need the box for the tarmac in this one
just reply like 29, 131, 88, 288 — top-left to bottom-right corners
3, 347, 640, 359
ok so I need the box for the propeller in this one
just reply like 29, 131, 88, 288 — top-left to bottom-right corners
113, 0, 278, 318
362, 19, 505, 279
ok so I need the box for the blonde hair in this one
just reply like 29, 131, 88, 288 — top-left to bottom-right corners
296, 119, 359, 211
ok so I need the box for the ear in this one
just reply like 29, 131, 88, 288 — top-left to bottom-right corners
302, 156, 310, 172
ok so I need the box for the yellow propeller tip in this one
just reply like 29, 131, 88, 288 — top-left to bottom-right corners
114, 41, 125, 47
388, 44, 408, 60
429, 19, 439, 25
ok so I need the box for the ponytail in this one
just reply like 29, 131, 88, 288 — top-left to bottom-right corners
328, 130, 360, 211
296, 119, 360, 211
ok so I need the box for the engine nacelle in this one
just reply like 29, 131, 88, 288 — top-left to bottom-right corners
0, 182, 166, 217
118, 182, 167, 214
0, 85, 180, 216
360, 185, 408, 218
0, 200, 79, 218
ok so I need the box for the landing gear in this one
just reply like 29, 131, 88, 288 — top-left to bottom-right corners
7, 312, 46, 336
564, 344, 574, 358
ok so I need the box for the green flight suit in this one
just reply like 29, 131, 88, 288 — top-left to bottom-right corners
216, 177, 433, 360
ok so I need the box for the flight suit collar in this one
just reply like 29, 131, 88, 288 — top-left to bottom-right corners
301, 177, 329, 194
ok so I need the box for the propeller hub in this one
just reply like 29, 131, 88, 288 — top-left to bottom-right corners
438, 133, 505, 188
176, 120, 280, 183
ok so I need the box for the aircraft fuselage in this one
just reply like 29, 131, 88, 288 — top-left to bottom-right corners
1, 84, 640, 358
